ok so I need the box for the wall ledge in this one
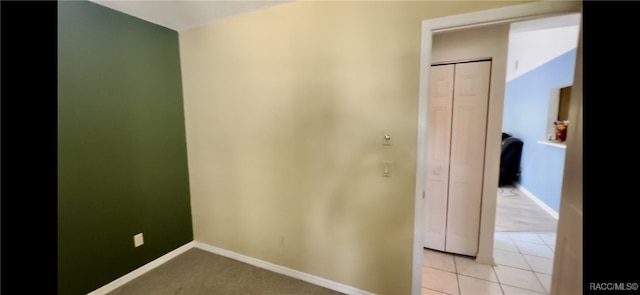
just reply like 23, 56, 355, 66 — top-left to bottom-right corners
537, 140, 566, 149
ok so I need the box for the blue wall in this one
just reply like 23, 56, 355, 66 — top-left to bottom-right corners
502, 49, 577, 212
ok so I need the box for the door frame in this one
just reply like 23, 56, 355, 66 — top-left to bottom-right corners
412, 2, 582, 294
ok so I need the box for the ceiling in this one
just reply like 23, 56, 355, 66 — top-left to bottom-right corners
88, 1, 580, 34
89, 0, 295, 32
510, 13, 581, 33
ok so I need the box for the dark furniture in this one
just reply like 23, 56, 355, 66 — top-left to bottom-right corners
499, 133, 523, 187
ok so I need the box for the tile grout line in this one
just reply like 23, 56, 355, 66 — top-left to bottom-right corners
453, 255, 461, 295
516, 234, 552, 294
500, 232, 554, 294
424, 230, 556, 295
491, 262, 506, 295
532, 271, 550, 295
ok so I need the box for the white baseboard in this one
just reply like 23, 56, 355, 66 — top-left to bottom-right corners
515, 183, 559, 220
194, 241, 375, 295
87, 241, 195, 295
87, 240, 373, 295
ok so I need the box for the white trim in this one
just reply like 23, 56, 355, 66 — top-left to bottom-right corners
413, 1, 581, 294
515, 183, 559, 220
194, 241, 375, 295
87, 241, 196, 295
537, 140, 567, 149
88, 240, 372, 295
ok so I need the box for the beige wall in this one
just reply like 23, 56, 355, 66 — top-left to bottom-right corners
179, 1, 531, 293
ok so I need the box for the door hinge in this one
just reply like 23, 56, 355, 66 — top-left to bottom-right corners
422, 191, 426, 199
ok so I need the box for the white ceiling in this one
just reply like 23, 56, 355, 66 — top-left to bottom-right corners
87, 1, 580, 35
510, 13, 581, 33
89, 0, 294, 32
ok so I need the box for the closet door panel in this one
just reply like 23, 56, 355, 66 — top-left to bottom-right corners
423, 64, 454, 251
445, 60, 491, 256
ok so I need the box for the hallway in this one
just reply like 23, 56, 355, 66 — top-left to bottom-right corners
494, 185, 557, 233
422, 186, 558, 294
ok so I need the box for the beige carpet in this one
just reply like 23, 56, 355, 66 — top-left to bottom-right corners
107, 248, 345, 295
495, 185, 558, 232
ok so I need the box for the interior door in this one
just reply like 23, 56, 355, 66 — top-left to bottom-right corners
423, 64, 454, 251
423, 61, 491, 256
445, 60, 491, 256
550, 13, 582, 294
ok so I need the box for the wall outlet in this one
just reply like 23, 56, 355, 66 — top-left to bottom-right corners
134, 232, 144, 247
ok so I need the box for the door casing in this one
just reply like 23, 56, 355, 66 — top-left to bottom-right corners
412, 2, 583, 294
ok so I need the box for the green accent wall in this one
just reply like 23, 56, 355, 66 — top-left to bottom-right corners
57, 1, 193, 294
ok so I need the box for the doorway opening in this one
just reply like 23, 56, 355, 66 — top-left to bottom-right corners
412, 2, 582, 294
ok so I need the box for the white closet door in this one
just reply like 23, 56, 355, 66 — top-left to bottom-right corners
423, 64, 454, 251
446, 60, 491, 256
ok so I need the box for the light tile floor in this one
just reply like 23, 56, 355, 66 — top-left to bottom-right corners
422, 231, 556, 295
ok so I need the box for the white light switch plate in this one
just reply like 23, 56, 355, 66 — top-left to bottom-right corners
383, 161, 392, 177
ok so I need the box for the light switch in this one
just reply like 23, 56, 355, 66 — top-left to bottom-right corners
383, 161, 392, 177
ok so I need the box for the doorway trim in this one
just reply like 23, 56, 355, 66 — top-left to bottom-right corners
412, 2, 582, 294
